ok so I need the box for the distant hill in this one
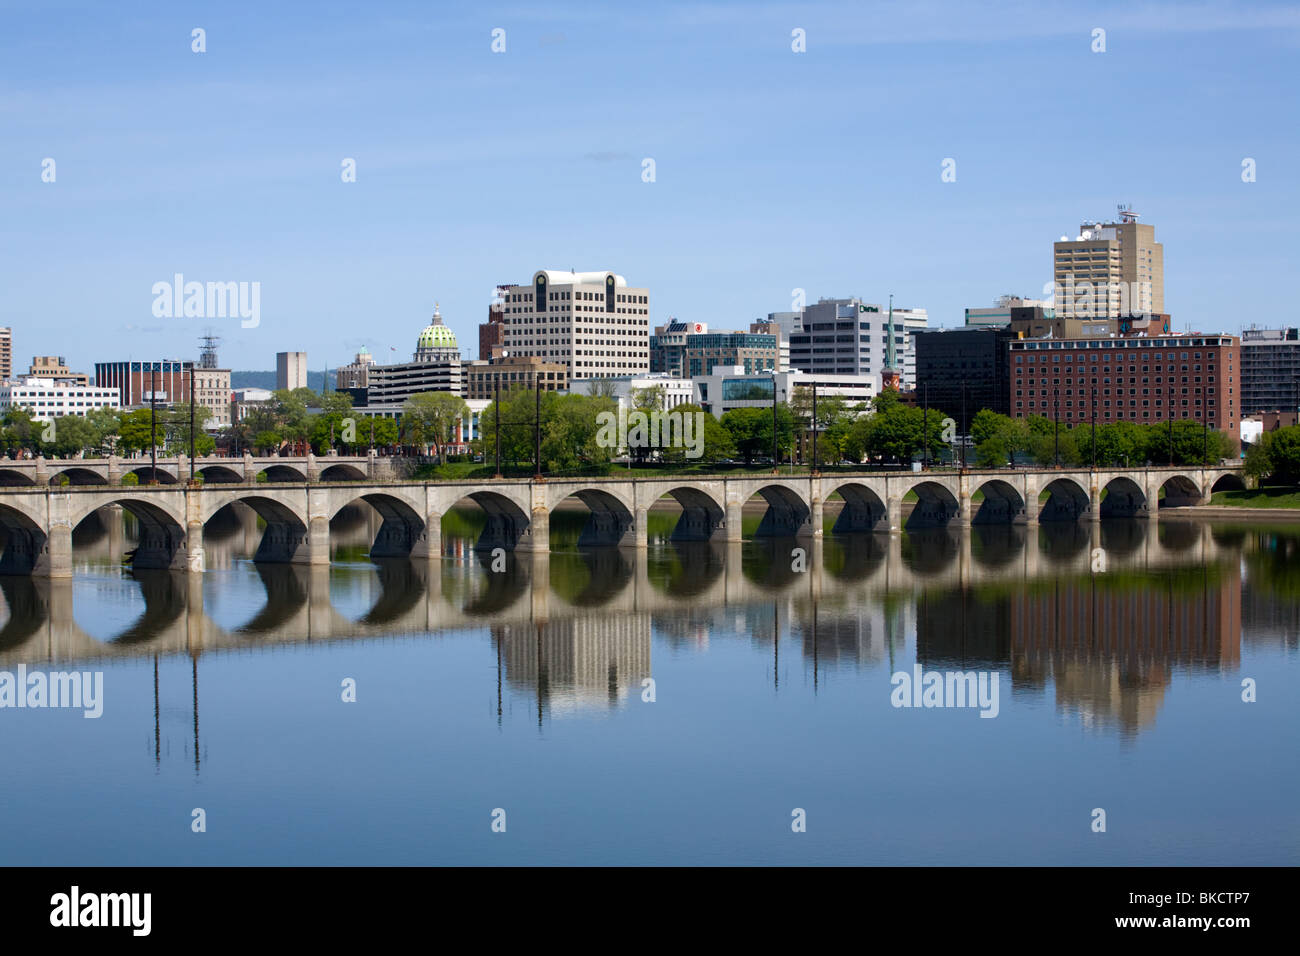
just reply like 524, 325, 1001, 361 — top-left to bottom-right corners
230, 370, 330, 392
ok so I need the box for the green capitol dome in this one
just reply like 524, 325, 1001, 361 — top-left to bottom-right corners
416, 303, 458, 353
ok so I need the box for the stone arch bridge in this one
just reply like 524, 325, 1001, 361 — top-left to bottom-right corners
0, 465, 1246, 577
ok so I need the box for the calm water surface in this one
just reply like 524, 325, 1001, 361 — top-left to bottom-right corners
0, 501, 1297, 865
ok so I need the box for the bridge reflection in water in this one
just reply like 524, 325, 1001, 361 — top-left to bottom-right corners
0, 501, 1282, 739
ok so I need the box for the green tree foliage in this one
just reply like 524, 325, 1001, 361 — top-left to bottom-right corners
401, 392, 470, 463
658, 404, 737, 465
478, 390, 617, 474
720, 405, 796, 465
1244, 426, 1300, 484
845, 401, 951, 465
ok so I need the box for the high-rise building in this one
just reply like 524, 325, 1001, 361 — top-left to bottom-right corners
649, 321, 778, 377
784, 297, 928, 389
0, 328, 11, 382
914, 327, 1014, 432
276, 351, 307, 391
1052, 206, 1164, 318
497, 270, 650, 381
479, 285, 509, 361
1007, 334, 1240, 447
1240, 327, 1300, 415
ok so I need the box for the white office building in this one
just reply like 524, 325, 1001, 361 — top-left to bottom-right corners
692, 366, 876, 419
0, 377, 120, 422
779, 297, 928, 389
498, 269, 651, 381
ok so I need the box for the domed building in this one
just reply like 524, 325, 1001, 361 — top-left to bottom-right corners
349, 302, 465, 408
415, 305, 460, 362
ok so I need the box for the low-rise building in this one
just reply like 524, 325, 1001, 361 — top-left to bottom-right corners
464, 355, 568, 401
0, 377, 120, 422
692, 366, 876, 419
649, 321, 778, 377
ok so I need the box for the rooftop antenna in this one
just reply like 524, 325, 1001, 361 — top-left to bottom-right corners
198, 330, 220, 369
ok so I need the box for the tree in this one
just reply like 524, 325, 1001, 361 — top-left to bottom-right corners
311, 390, 356, 453
86, 406, 120, 455
163, 403, 215, 456
116, 409, 163, 456
586, 379, 617, 399
659, 404, 736, 465
402, 392, 470, 463
1249, 425, 1300, 484
720, 406, 795, 465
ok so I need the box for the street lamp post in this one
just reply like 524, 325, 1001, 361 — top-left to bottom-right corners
1091, 387, 1097, 470
493, 360, 503, 480
922, 384, 929, 470
771, 371, 779, 474
960, 381, 967, 469
534, 375, 542, 479
1053, 387, 1060, 467
150, 365, 157, 485
811, 383, 818, 474
188, 364, 195, 482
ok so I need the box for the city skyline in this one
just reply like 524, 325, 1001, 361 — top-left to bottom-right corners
3, 1, 1296, 371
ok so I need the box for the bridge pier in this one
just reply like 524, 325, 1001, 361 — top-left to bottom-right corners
810, 497, 824, 538
718, 500, 743, 544
886, 496, 903, 534
514, 507, 549, 554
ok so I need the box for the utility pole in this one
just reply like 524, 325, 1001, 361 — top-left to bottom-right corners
1053, 387, 1060, 467
922, 384, 929, 470
1168, 414, 1175, 465
1203, 413, 1208, 465
534, 376, 542, 479
771, 371, 779, 474
1091, 387, 1097, 470
150, 365, 157, 485
188, 363, 195, 481
960, 381, 967, 469
494, 369, 502, 479
811, 383, 818, 474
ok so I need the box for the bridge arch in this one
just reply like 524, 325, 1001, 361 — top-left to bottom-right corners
328, 491, 430, 558
257, 463, 307, 483
197, 464, 243, 484
1100, 476, 1148, 518
0, 468, 35, 487
320, 463, 368, 482
125, 465, 180, 485
550, 488, 635, 549
748, 483, 812, 536
1159, 473, 1202, 508
49, 466, 108, 486
0, 502, 50, 575
67, 497, 189, 570
971, 478, 1025, 525
825, 481, 887, 534
437, 489, 533, 553
904, 480, 960, 529
653, 485, 726, 542
1211, 472, 1246, 493
1039, 476, 1090, 521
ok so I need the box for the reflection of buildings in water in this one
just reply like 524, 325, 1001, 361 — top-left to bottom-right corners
913, 568, 1241, 735
794, 600, 899, 669
493, 614, 651, 718
1240, 592, 1300, 650
1014, 572, 1241, 736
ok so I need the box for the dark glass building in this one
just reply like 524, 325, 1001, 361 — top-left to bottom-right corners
913, 327, 1013, 432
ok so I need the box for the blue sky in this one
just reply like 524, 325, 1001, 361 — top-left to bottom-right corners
2, 0, 1297, 372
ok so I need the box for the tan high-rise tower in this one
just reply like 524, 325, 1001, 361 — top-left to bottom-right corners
1052, 206, 1163, 318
